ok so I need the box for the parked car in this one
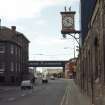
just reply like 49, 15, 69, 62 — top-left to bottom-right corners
20, 80, 33, 90
50, 75, 55, 80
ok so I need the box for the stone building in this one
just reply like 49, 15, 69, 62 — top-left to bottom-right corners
0, 26, 29, 85
76, 0, 105, 105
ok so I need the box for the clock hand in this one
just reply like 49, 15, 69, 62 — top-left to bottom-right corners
66, 19, 69, 23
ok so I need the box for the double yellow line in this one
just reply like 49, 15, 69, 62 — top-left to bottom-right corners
60, 84, 71, 105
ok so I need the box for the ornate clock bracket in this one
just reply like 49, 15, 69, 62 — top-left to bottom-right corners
62, 30, 81, 47
60, 7, 81, 52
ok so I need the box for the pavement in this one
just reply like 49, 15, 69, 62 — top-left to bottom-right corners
61, 79, 92, 105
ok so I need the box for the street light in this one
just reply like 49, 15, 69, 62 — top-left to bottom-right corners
60, 37, 78, 57
62, 32, 80, 51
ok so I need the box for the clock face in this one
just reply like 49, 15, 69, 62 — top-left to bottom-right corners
63, 16, 73, 27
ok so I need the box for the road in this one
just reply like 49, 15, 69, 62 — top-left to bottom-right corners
0, 78, 69, 105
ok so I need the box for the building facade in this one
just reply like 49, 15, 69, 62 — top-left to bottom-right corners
65, 62, 70, 79
76, 0, 105, 105
0, 26, 29, 85
65, 58, 77, 79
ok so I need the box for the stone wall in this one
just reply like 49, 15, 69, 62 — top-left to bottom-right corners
76, 0, 105, 105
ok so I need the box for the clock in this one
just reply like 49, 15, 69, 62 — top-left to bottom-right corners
63, 16, 73, 27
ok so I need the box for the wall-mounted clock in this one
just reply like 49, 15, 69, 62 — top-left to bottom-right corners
63, 16, 73, 27
60, 11, 76, 34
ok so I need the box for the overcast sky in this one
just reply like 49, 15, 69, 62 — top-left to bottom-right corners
0, 0, 80, 61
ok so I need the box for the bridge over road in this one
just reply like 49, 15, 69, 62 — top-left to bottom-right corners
28, 60, 68, 71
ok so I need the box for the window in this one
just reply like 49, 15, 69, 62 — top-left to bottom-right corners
11, 62, 14, 72
0, 62, 5, 73
10, 45, 14, 54
15, 47, 17, 55
0, 43, 5, 53
18, 48, 21, 57
0, 76, 5, 82
15, 63, 17, 72
18, 64, 20, 72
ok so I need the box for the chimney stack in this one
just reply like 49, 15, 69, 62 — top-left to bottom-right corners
11, 26, 16, 31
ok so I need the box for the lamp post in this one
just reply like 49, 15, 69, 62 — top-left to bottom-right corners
62, 32, 80, 53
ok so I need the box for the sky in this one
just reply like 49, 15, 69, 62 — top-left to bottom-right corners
0, 0, 80, 61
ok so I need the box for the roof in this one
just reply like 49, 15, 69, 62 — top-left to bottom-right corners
0, 26, 30, 43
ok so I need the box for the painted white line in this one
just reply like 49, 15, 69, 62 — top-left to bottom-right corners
21, 94, 26, 97
65, 88, 69, 105
60, 82, 72, 105
65, 86, 71, 105
60, 85, 68, 105
5, 89, 9, 91
8, 97, 15, 101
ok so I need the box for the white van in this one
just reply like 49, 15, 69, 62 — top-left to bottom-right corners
42, 74, 48, 83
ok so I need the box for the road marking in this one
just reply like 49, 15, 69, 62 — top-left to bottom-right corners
21, 93, 26, 97
8, 97, 15, 101
65, 88, 69, 105
60, 82, 72, 105
60, 85, 69, 105
65, 86, 71, 105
